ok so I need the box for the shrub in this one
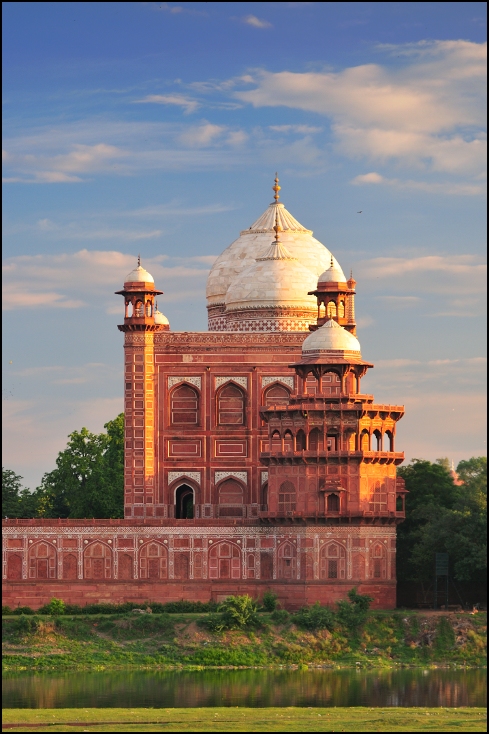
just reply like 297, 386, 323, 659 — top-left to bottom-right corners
155, 600, 218, 614
12, 606, 34, 615
293, 602, 335, 631
270, 608, 290, 625
336, 587, 373, 633
38, 598, 66, 616
261, 590, 278, 612
200, 612, 227, 633
218, 595, 260, 630
62, 604, 82, 615
2, 606, 12, 615
434, 616, 456, 652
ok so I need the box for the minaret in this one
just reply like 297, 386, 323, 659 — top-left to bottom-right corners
115, 259, 167, 519
308, 258, 357, 335
260, 314, 405, 524
115, 256, 164, 333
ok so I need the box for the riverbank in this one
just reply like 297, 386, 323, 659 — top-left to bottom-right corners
2, 707, 487, 732
2, 610, 486, 671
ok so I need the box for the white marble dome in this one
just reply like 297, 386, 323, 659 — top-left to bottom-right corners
206, 201, 340, 308
154, 308, 169, 326
125, 264, 154, 284
302, 318, 361, 354
318, 259, 347, 284
225, 240, 318, 313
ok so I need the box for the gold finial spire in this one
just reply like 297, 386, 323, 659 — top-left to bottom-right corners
273, 206, 282, 243
272, 173, 281, 203
138, 254, 141, 267
330, 255, 334, 268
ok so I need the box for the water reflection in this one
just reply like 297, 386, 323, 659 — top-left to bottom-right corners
3, 669, 486, 709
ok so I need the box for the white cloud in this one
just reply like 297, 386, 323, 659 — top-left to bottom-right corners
234, 41, 486, 183
2, 249, 216, 312
351, 171, 486, 195
179, 123, 226, 147
269, 125, 323, 134
134, 94, 200, 113
241, 15, 272, 29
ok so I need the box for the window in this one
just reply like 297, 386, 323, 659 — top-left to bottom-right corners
309, 428, 322, 451
305, 375, 318, 395
296, 429, 306, 451
175, 484, 194, 519
327, 493, 340, 512
278, 542, 296, 580
327, 435, 337, 451
218, 384, 245, 425
321, 371, 341, 396
327, 301, 337, 317
283, 431, 294, 453
171, 384, 199, 425
278, 481, 296, 513
338, 300, 345, 318
319, 542, 346, 580
264, 384, 291, 406
373, 429, 382, 451
209, 542, 241, 579
360, 430, 370, 450
328, 560, 338, 578
218, 479, 244, 517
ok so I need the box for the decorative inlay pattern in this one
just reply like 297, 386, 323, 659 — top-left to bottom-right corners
215, 376, 248, 389
215, 471, 248, 485
262, 376, 295, 390
168, 472, 201, 485
168, 376, 201, 390
261, 471, 268, 484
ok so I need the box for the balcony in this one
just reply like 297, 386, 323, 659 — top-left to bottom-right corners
260, 449, 405, 465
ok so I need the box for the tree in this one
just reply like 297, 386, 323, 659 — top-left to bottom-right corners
397, 457, 487, 605
36, 414, 124, 519
2, 468, 38, 518
2, 468, 24, 518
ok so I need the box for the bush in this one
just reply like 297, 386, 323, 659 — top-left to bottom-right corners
38, 598, 66, 616
154, 600, 218, 614
293, 601, 335, 631
2, 606, 12, 615
200, 612, 227, 633
261, 590, 278, 612
270, 609, 290, 625
12, 606, 34, 615
336, 587, 373, 633
218, 595, 260, 630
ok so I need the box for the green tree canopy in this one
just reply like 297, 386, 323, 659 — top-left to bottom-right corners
397, 457, 487, 601
35, 413, 124, 519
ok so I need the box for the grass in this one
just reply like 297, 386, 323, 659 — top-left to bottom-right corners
2, 707, 487, 732
2, 611, 486, 671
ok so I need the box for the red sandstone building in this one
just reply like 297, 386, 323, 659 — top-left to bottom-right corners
3, 178, 406, 610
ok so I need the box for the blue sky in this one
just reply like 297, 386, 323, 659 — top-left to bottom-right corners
2, 2, 487, 491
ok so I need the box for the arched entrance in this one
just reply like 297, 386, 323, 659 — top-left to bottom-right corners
175, 484, 194, 519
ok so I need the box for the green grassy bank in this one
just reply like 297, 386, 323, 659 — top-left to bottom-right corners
2, 707, 487, 732
2, 610, 486, 671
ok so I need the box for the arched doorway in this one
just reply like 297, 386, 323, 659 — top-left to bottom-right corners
175, 484, 194, 519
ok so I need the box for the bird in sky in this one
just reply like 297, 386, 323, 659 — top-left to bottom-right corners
357, 211, 363, 214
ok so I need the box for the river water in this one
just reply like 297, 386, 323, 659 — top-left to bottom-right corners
3, 669, 486, 709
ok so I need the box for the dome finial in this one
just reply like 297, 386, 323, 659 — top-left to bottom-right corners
273, 206, 282, 244
272, 173, 281, 203
138, 253, 141, 267
330, 255, 334, 268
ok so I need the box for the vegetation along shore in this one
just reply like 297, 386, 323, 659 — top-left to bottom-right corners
2, 591, 486, 672
2, 706, 487, 732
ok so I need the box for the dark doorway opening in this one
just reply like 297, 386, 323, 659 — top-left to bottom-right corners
175, 484, 194, 519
